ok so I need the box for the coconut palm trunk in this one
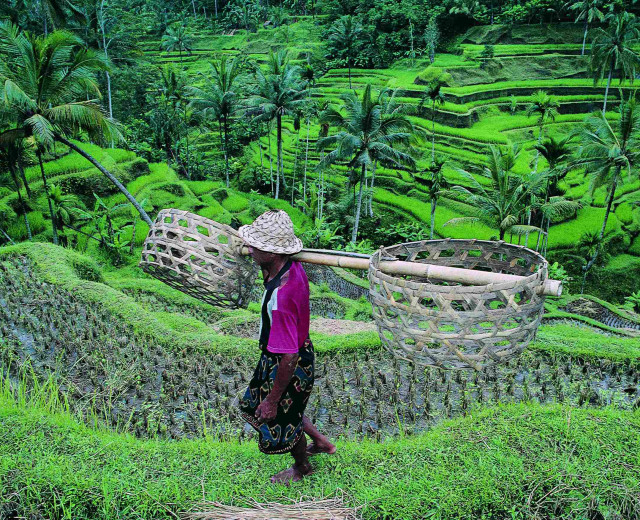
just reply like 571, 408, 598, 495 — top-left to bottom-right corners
18, 160, 31, 199
603, 61, 614, 115
303, 115, 310, 206
432, 99, 437, 162
582, 18, 588, 56
36, 149, 59, 245
9, 164, 32, 240
129, 218, 137, 255
351, 164, 366, 243
369, 159, 377, 217
430, 197, 437, 240
601, 169, 619, 239
55, 135, 153, 226
259, 124, 264, 170
292, 124, 301, 205
276, 112, 282, 199
223, 114, 230, 186
267, 123, 274, 194
0, 228, 15, 245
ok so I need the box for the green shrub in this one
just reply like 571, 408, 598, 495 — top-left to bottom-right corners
153, 181, 186, 197
415, 66, 453, 86
221, 193, 249, 212
185, 180, 222, 196
55, 158, 150, 200
615, 202, 634, 225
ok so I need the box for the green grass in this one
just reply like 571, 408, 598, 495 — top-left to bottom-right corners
2, 385, 639, 520
221, 193, 249, 212
533, 206, 621, 251
533, 324, 640, 360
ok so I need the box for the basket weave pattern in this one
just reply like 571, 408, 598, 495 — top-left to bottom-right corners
368, 239, 548, 370
139, 209, 258, 308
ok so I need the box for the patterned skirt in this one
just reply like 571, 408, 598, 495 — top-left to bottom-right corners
238, 338, 315, 454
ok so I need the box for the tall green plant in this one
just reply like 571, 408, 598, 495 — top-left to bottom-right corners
317, 84, 416, 243
326, 15, 363, 90
446, 145, 530, 241
569, 0, 605, 56
249, 51, 308, 200
189, 56, 243, 187
590, 11, 640, 114
0, 22, 152, 235
161, 22, 193, 66
415, 158, 449, 240
420, 79, 446, 163
574, 93, 640, 240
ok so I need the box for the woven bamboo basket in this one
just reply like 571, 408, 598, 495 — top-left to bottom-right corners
368, 239, 548, 371
139, 208, 258, 308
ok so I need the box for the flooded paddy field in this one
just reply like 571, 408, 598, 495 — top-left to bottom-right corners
2, 255, 639, 443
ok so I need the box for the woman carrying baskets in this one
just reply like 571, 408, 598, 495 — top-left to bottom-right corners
237, 210, 336, 484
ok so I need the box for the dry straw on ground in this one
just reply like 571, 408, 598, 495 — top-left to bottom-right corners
180, 495, 362, 520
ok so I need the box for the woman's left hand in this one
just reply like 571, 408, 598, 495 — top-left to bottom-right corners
255, 397, 278, 422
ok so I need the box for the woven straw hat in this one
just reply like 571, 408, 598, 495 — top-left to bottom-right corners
238, 209, 303, 254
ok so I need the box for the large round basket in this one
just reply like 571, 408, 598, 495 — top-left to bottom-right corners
368, 239, 548, 371
139, 209, 258, 308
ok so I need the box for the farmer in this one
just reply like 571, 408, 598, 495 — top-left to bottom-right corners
237, 209, 336, 484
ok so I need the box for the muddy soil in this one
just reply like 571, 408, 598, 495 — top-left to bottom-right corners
1, 255, 639, 443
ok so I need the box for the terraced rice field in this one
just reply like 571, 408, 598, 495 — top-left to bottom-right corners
135, 21, 640, 268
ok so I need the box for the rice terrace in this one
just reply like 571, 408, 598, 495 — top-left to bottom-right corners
1, 0, 640, 518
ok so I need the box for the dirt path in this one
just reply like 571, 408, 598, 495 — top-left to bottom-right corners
310, 317, 377, 336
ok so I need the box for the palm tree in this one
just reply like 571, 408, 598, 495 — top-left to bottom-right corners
316, 100, 333, 221
189, 56, 243, 187
590, 11, 640, 114
149, 65, 189, 175
533, 135, 576, 251
574, 92, 640, 240
371, 87, 419, 216
317, 84, 416, 243
249, 52, 308, 199
227, 0, 261, 34
446, 145, 531, 241
415, 158, 448, 239
0, 22, 153, 234
537, 195, 581, 255
301, 63, 315, 206
533, 135, 573, 198
449, 0, 484, 21
569, 0, 605, 56
526, 90, 560, 172
161, 22, 193, 66
559, 229, 615, 294
326, 15, 364, 90
523, 90, 560, 245
420, 79, 446, 163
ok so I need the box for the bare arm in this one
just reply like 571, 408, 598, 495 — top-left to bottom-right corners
255, 352, 298, 422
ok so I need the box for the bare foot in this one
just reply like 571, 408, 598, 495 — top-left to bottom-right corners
306, 441, 337, 457
270, 463, 313, 485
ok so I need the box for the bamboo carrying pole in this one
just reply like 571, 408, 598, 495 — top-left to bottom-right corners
238, 246, 562, 297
